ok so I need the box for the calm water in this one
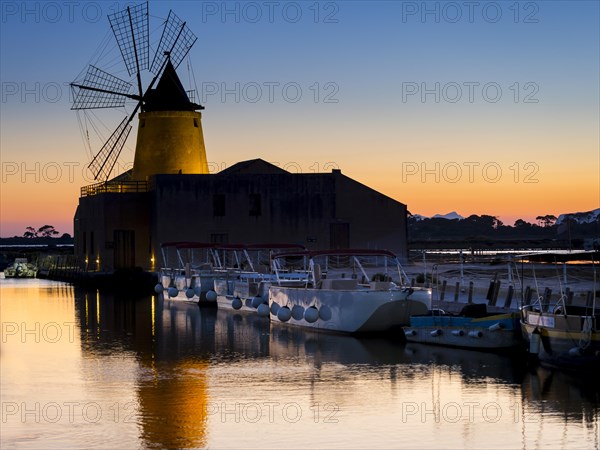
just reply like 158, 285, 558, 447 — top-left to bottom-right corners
1, 279, 598, 449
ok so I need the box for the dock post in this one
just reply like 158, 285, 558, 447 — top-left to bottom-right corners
486, 280, 495, 301
566, 289, 574, 306
492, 280, 501, 306
504, 285, 514, 309
522, 286, 531, 306
440, 280, 447, 301
454, 282, 460, 302
543, 288, 552, 312
524, 286, 532, 306
468, 281, 474, 303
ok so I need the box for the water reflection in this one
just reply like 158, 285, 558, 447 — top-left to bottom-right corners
74, 291, 600, 449
2, 280, 599, 449
520, 367, 600, 449
76, 292, 212, 448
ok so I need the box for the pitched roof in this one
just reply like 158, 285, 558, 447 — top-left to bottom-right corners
219, 159, 289, 175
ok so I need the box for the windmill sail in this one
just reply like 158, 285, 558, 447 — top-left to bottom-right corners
88, 116, 132, 181
150, 10, 197, 75
73, 2, 200, 182
71, 65, 132, 110
108, 2, 149, 76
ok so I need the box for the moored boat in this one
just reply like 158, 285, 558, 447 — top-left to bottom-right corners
518, 251, 600, 370
213, 243, 308, 314
404, 304, 522, 349
155, 242, 218, 304
520, 305, 600, 370
4, 258, 38, 278
268, 249, 432, 333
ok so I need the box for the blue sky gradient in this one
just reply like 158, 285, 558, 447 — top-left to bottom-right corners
1, 1, 598, 236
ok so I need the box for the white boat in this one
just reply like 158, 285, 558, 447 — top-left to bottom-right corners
4, 258, 38, 278
156, 242, 306, 307
268, 249, 432, 333
213, 244, 308, 314
155, 242, 218, 304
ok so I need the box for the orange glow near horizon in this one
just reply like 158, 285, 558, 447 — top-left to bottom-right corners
1, 143, 598, 237
1, 81, 599, 237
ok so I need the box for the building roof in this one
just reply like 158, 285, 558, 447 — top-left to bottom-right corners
219, 159, 290, 175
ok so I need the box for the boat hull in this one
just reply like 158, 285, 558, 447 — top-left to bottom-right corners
269, 285, 431, 333
404, 313, 522, 349
159, 272, 218, 304
521, 310, 600, 370
216, 278, 307, 313
214, 278, 266, 312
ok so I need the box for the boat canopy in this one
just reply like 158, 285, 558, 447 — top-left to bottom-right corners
514, 250, 599, 263
272, 248, 398, 260
164, 242, 306, 251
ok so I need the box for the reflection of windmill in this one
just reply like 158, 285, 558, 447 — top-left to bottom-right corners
71, 2, 208, 182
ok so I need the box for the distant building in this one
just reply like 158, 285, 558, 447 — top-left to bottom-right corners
74, 60, 408, 272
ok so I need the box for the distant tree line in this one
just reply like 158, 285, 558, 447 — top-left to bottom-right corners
21, 225, 70, 239
408, 213, 599, 244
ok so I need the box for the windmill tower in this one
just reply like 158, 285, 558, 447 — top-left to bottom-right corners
71, 2, 208, 182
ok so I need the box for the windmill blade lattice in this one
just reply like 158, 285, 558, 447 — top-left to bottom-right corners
71, 65, 132, 110
150, 10, 197, 74
72, 2, 199, 181
87, 116, 132, 181
108, 2, 149, 76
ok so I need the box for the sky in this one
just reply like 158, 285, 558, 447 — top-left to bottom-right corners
1, 0, 599, 237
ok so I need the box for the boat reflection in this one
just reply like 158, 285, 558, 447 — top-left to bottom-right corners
519, 366, 600, 448
522, 365, 600, 417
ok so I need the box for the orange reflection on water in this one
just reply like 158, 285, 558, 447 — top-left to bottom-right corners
137, 360, 209, 449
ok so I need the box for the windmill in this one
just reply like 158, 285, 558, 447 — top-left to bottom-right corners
71, 2, 208, 182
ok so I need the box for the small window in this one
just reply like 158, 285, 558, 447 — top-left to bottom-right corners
249, 194, 261, 217
193, 118, 198, 128
140, 119, 145, 128
210, 233, 228, 244
213, 194, 225, 217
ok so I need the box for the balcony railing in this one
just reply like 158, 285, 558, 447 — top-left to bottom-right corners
80, 180, 148, 197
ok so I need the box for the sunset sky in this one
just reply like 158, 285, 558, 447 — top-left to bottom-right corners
1, 1, 598, 237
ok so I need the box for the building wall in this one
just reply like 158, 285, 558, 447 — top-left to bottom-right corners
150, 171, 407, 260
150, 173, 338, 252
75, 170, 407, 272
75, 193, 151, 272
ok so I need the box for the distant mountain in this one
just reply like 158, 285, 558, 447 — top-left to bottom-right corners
556, 208, 600, 225
431, 211, 464, 220
413, 209, 600, 224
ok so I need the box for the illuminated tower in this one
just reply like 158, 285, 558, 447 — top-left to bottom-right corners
70, 2, 207, 183
132, 60, 209, 180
